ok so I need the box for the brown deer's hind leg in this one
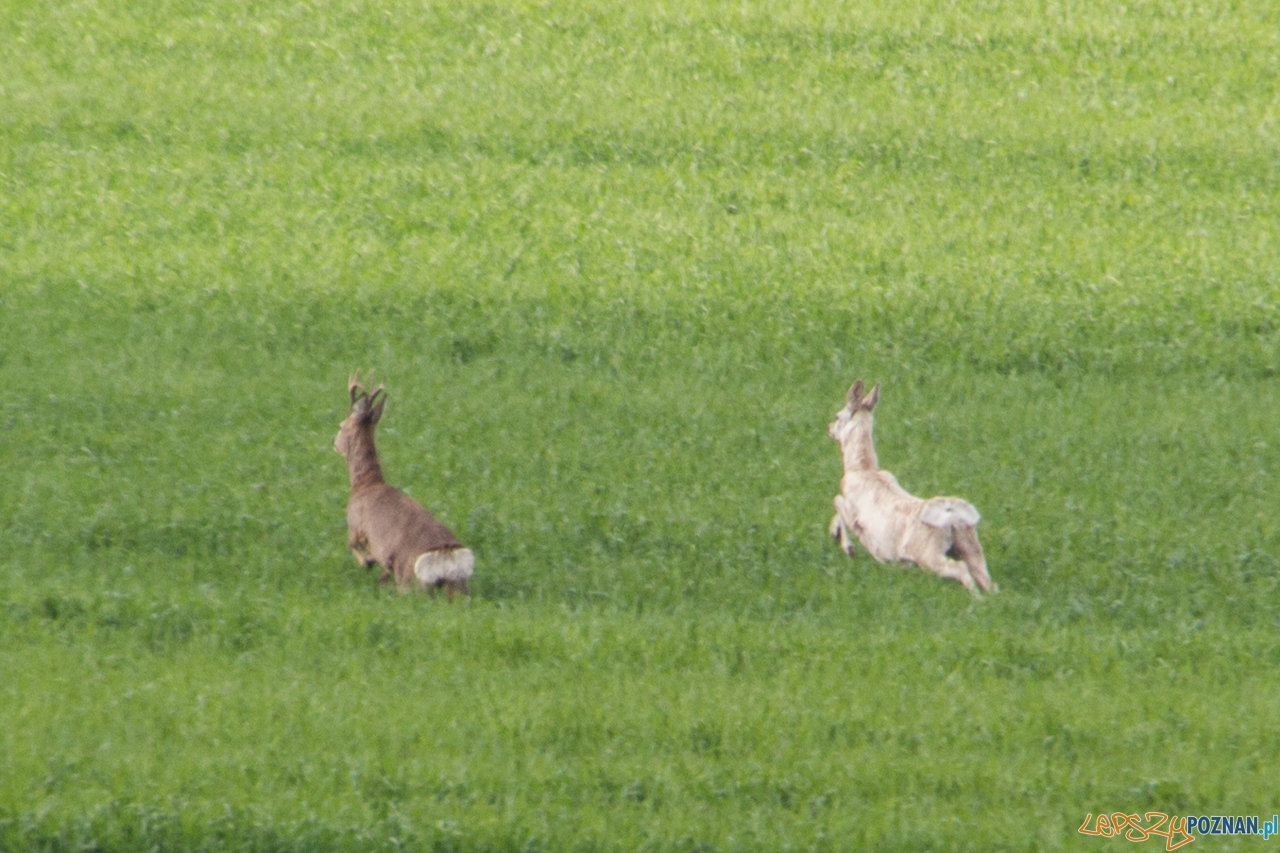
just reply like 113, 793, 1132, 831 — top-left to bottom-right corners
398, 568, 418, 593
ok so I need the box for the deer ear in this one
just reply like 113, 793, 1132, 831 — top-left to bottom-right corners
847, 380, 864, 407
862, 383, 880, 411
368, 389, 387, 424
349, 373, 363, 407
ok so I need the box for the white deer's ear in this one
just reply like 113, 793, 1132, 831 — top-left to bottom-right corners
861, 383, 880, 411
847, 380, 864, 406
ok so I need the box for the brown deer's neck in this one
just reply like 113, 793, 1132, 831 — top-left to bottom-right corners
346, 432, 386, 490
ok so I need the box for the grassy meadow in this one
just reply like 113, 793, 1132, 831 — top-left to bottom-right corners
2, 0, 1280, 849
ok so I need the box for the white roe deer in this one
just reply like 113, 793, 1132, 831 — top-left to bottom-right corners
334, 375, 474, 599
828, 380, 996, 597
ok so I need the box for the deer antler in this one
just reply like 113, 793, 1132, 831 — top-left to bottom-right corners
367, 383, 387, 424
349, 373, 365, 407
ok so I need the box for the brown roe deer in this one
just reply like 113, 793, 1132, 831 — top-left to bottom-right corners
828, 380, 996, 597
334, 375, 474, 599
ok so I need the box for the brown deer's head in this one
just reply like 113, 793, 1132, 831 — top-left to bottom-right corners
334, 373, 386, 461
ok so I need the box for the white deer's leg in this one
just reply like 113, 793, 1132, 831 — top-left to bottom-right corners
830, 513, 854, 554
831, 497, 858, 555
951, 525, 996, 594
917, 551, 980, 597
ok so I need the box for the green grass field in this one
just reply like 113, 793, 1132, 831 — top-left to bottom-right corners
3, 0, 1279, 849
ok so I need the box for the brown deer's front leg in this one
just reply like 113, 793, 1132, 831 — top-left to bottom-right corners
348, 530, 377, 569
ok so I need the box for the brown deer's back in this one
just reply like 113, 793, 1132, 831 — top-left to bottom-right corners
348, 483, 462, 574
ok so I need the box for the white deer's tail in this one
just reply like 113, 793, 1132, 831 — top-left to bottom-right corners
414, 547, 475, 585
920, 497, 980, 529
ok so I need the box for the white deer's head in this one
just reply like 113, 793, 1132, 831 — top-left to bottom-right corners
829, 379, 880, 470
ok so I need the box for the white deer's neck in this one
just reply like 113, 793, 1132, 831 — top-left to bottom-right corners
840, 417, 879, 472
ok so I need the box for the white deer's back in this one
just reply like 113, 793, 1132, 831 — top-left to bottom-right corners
839, 469, 925, 562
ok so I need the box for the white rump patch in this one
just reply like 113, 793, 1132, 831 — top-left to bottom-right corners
414, 548, 475, 585
920, 497, 980, 529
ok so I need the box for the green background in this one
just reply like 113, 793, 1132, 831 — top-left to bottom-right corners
2, 0, 1278, 849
